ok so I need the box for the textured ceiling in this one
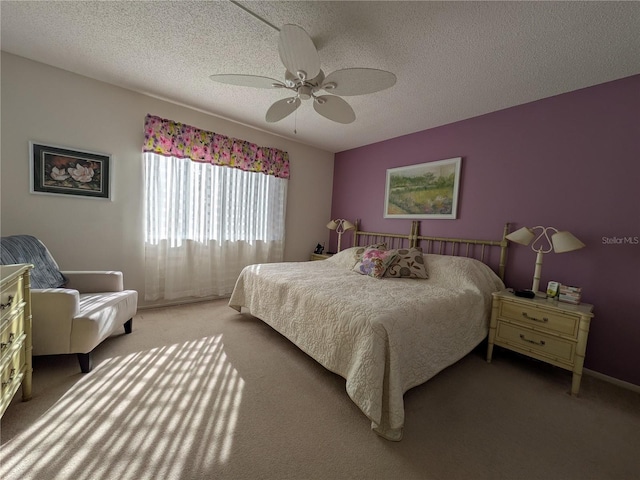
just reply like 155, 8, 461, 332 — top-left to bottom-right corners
2, 1, 639, 153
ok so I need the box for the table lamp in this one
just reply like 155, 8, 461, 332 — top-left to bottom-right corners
506, 225, 585, 295
326, 219, 355, 253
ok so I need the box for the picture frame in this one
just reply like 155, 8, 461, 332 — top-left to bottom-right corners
30, 142, 111, 199
384, 157, 462, 219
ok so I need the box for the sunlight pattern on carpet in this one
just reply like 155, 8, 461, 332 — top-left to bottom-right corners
0, 335, 244, 480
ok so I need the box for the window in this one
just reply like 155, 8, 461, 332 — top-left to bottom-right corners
143, 153, 287, 301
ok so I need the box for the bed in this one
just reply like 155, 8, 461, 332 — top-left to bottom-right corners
229, 221, 509, 440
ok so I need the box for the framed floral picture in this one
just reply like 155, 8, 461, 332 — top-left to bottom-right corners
30, 142, 111, 199
384, 157, 462, 219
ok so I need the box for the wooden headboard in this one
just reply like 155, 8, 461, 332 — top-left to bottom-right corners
352, 220, 510, 280
352, 222, 414, 250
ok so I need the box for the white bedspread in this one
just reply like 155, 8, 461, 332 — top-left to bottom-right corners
228, 250, 504, 440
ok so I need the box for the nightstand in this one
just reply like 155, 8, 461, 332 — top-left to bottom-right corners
310, 253, 332, 261
487, 289, 594, 396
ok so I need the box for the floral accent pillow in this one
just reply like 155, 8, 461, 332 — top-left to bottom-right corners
384, 247, 429, 279
353, 243, 387, 263
353, 247, 398, 278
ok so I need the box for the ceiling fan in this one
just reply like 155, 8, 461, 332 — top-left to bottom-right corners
209, 24, 396, 125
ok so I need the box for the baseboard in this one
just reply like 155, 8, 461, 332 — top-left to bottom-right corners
138, 296, 229, 311
584, 368, 640, 394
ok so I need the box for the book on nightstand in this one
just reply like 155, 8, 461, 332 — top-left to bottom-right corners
558, 284, 582, 304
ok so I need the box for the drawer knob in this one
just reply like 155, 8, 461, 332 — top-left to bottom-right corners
522, 312, 548, 323
520, 334, 546, 346
1, 368, 16, 389
0, 332, 15, 350
0, 295, 14, 310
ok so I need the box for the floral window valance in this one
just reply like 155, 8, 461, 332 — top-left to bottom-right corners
143, 114, 290, 179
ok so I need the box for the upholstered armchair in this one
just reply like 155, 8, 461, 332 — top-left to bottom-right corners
0, 235, 138, 372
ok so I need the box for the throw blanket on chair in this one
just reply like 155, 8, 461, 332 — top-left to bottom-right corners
0, 235, 67, 289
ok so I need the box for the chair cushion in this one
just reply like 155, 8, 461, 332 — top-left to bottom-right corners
70, 290, 138, 353
0, 235, 67, 288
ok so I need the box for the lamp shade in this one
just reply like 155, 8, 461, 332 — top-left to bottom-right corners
551, 231, 585, 253
342, 220, 356, 231
326, 220, 338, 230
505, 227, 535, 246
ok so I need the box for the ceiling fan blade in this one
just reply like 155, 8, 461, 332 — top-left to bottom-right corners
266, 97, 301, 123
322, 68, 396, 96
209, 74, 284, 89
278, 24, 320, 81
313, 95, 356, 124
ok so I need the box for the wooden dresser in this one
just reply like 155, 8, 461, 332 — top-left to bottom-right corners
1, 264, 33, 418
487, 289, 594, 396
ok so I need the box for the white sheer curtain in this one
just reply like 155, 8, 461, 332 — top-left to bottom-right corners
144, 152, 287, 300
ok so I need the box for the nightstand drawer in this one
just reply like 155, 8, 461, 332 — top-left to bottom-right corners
499, 301, 579, 337
1, 275, 24, 323
1, 307, 25, 353
496, 322, 575, 364
1, 339, 25, 391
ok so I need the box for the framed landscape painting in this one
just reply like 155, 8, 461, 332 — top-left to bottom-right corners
30, 142, 111, 199
384, 157, 462, 219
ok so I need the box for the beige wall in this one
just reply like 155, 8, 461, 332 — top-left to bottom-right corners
0, 52, 335, 307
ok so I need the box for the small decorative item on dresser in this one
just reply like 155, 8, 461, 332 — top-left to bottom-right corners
558, 284, 582, 304
546, 281, 560, 298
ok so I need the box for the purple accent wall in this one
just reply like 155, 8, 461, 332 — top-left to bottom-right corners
332, 74, 640, 386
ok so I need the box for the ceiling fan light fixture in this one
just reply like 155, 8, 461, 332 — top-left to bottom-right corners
298, 85, 312, 100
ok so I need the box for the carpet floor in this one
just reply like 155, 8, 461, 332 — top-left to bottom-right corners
1, 299, 639, 480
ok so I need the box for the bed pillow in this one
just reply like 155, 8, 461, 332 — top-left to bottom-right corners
384, 247, 429, 279
352, 247, 398, 278
353, 243, 387, 262
351, 243, 387, 273
326, 247, 361, 269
